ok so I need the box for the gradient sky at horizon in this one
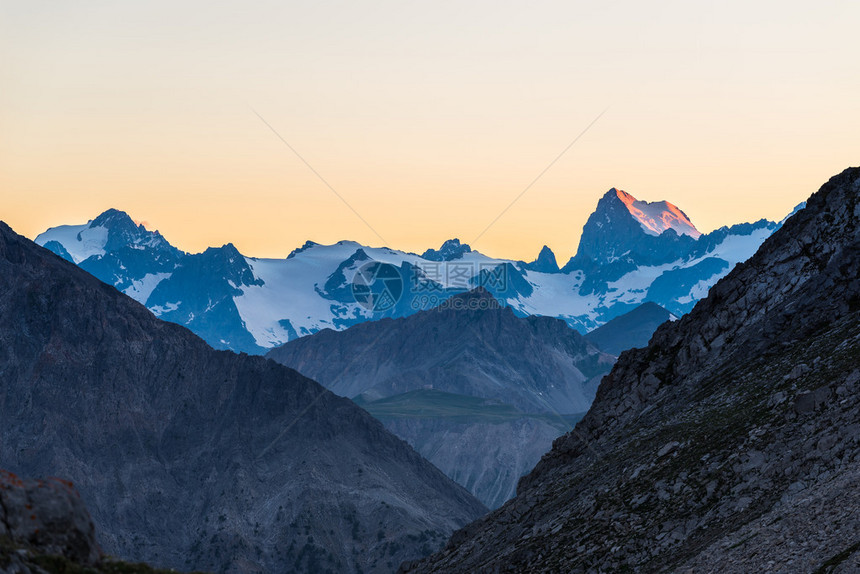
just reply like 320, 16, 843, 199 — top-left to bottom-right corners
2, 0, 858, 261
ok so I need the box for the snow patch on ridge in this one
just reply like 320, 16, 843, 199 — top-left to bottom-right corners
706, 227, 774, 264
151, 302, 180, 316
35, 223, 109, 263
234, 243, 508, 348
614, 189, 701, 239
234, 222, 777, 345
506, 269, 599, 328
123, 272, 171, 304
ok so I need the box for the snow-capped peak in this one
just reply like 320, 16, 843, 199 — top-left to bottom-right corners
36, 209, 178, 264
34, 193, 796, 356
611, 189, 701, 239
90, 208, 135, 228
35, 221, 109, 264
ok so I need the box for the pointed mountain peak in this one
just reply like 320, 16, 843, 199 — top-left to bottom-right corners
526, 245, 560, 273
203, 242, 242, 258
91, 208, 136, 229
604, 188, 700, 239
572, 188, 701, 267
605, 187, 632, 201
36, 209, 180, 264
422, 238, 472, 261
196, 243, 249, 270
347, 247, 370, 263
187, 243, 262, 289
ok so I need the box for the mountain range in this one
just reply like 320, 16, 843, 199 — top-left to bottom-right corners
3, 168, 854, 574
267, 288, 615, 509
404, 168, 860, 572
0, 221, 486, 573
35, 190, 802, 354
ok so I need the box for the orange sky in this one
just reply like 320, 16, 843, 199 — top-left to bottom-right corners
2, 1, 857, 262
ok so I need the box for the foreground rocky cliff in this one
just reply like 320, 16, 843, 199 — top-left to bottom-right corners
0, 223, 486, 574
0, 470, 197, 574
403, 168, 860, 573
0, 469, 100, 572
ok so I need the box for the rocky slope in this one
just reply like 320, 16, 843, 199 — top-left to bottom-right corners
379, 415, 578, 510
0, 223, 486, 574
268, 288, 613, 413
268, 289, 611, 509
402, 168, 860, 573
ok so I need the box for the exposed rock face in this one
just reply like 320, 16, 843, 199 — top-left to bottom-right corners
267, 289, 612, 509
572, 188, 699, 268
421, 239, 472, 261
523, 246, 560, 274
0, 470, 100, 568
147, 242, 266, 353
0, 223, 486, 574
562, 189, 780, 315
402, 168, 860, 573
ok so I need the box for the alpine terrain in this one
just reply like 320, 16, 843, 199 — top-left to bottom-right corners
402, 168, 860, 573
0, 222, 486, 574
267, 288, 615, 508
35, 190, 800, 354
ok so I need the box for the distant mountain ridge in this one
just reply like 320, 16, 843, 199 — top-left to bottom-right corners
35, 190, 801, 354
267, 287, 613, 413
584, 301, 677, 356
267, 288, 613, 509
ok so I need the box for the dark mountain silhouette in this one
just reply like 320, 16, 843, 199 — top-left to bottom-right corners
268, 288, 613, 414
584, 301, 676, 356
421, 238, 472, 261
523, 245, 560, 273
0, 223, 486, 574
